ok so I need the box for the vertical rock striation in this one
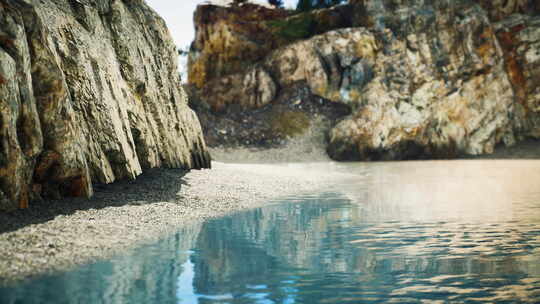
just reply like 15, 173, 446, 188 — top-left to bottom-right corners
0, 0, 210, 211
188, 2, 289, 90
494, 14, 540, 137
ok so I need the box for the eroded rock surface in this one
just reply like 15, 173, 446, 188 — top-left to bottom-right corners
328, 1, 540, 160
0, 0, 210, 211
188, 2, 289, 90
494, 14, 540, 137
328, 1, 516, 160
189, 0, 540, 161
475, 0, 540, 21
189, 1, 354, 103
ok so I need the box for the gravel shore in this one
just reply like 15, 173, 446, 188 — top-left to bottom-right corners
1, 139, 539, 285
0, 161, 345, 285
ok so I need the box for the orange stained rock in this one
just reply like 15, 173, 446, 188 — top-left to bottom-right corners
34, 151, 62, 181
69, 175, 91, 198
476, 27, 496, 63
497, 28, 528, 109
19, 190, 29, 209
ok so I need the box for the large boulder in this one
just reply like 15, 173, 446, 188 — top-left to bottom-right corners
0, 0, 210, 211
200, 28, 377, 111
328, 1, 517, 160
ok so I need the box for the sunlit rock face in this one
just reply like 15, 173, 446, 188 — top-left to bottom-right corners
0, 0, 210, 210
190, 0, 539, 161
188, 1, 355, 111
352, 0, 540, 22
328, 1, 517, 160
202, 28, 377, 111
188, 2, 289, 91
327, 0, 540, 160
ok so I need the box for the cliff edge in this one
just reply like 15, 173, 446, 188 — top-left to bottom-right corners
0, 0, 210, 211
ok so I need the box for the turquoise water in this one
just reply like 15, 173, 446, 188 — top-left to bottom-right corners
2, 160, 540, 303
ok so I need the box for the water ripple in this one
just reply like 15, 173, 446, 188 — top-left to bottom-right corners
2, 160, 540, 303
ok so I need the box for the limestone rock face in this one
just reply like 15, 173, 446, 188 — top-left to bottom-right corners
189, 0, 539, 161
0, 0, 210, 211
494, 15, 540, 137
353, 0, 540, 21
327, 1, 540, 160
328, 1, 517, 160
189, 2, 288, 89
201, 28, 375, 111
474, 0, 540, 21
265, 29, 378, 105
203, 66, 278, 110
189, 1, 354, 96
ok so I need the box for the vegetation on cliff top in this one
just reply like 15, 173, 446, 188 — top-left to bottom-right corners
296, 0, 347, 11
267, 13, 316, 41
268, 0, 284, 8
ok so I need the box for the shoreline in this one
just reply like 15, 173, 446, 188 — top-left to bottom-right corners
0, 162, 343, 285
1, 139, 540, 285
464, 139, 540, 160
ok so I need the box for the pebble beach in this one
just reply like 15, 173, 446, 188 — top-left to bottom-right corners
0, 161, 342, 285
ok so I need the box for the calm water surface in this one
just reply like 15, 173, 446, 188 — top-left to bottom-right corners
2, 160, 540, 303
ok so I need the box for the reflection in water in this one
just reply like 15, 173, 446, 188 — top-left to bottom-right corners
2, 160, 540, 303
0, 224, 202, 304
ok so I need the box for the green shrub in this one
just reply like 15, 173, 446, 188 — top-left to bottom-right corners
296, 0, 346, 12
268, 13, 315, 41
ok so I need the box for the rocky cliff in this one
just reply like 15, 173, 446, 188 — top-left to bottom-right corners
188, 0, 539, 160
0, 0, 210, 211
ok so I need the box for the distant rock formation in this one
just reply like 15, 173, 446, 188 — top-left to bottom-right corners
188, 0, 539, 161
188, 0, 353, 105
0, 0, 210, 211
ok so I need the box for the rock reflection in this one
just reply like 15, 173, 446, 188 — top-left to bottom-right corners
2, 161, 540, 303
191, 191, 540, 303
0, 224, 201, 304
